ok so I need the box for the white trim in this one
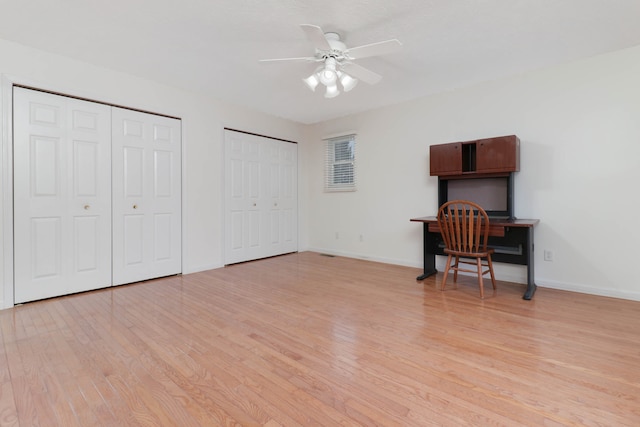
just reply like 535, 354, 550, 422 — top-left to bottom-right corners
305, 247, 424, 269
322, 130, 358, 141
220, 126, 227, 267
180, 117, 187, 281
1, 75, 15, 309
534, 278, 640, 302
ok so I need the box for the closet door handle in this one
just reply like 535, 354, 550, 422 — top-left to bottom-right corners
133, 204, 138, 209
84, 205, 90, 210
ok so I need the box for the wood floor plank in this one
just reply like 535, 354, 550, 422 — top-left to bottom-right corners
0, 325, 18, 427
1, 252, 639, 426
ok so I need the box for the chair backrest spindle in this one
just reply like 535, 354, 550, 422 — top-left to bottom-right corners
437, 200, 490, 254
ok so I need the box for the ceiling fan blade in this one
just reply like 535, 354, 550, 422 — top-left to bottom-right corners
259, 56, 318, 63
340, 62, 382, 85
346, 39, 402, 59
300, 24, 332, 51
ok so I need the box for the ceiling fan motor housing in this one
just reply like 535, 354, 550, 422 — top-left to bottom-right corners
320, 32, 347, 60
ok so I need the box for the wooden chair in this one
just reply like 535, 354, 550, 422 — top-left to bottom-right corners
437, 200, 496, 298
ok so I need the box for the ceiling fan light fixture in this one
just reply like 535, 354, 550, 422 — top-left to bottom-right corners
263, 24, 402, 100
320, 69, 337, 85
302, 73, 320, 91
324, 84, 339, 98
338, 72, 358, 92
319, 57, 338, 85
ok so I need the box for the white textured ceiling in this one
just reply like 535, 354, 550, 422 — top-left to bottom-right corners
1, 0, 640, 124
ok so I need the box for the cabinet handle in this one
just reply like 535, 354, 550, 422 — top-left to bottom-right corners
274, 202, 278, 207
133, 204, 138, 209
84, 205, 90, 210
253, 202, 257, 207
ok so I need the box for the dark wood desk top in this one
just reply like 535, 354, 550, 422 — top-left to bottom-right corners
410, 216, 539, 228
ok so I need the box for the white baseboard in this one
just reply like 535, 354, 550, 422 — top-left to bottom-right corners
305, 248, 640, 302
182, 262, 224, 275
305, 247, 422, 269
534, 278, 640, 301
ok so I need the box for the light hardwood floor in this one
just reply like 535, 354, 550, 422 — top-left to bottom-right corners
1, 252, 639, 426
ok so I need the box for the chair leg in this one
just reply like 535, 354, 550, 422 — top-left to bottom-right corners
487, 254, 496, 290
453, 256, 459, 282
441, 254, 453, 291
477, 257, 484, 299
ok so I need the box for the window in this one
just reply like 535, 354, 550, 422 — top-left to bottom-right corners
324, 134, 356, 192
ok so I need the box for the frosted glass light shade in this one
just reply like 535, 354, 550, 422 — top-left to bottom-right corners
339, 72, 358, 92
324, 84, 339, 98
303, 73, 320, 91
319, 69, 337, 85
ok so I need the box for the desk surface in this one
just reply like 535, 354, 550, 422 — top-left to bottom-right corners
410, 216, 539, 227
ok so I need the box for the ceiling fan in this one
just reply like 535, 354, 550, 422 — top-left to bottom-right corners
260, 24, 402, 98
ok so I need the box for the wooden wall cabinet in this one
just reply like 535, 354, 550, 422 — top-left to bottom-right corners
429, 142, 461, 176
429, 135, 520, 176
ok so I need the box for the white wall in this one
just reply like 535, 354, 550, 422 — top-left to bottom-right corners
3, 36, 639, 307
305, 45, 640, 301
0, 38, 307, 308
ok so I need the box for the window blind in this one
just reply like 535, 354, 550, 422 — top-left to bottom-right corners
324, 134, 356, 192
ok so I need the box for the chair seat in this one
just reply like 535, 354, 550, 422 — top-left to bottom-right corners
444, 248, 495, 258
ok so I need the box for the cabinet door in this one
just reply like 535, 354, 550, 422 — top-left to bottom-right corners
429, 142, 461, 176
14, 88, 112, 303
476, 136, 519, 173
112, 108, 182, 286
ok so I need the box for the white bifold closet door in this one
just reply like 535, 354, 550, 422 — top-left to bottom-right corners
224, 129, 297, 264
13, 87, 112, 303
13, 88, 182, 304
112, 108, 182, 286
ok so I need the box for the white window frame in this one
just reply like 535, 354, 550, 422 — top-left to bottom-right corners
324, 134, 356, 192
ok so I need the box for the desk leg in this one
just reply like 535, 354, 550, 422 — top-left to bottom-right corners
417, 223, 437, 280
523, 226, 537, 300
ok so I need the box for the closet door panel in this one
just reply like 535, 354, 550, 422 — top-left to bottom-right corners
74, 140, 99, 195
123, 214, 145, 265
31, 217, 61, 279
224, 129, 297, 264
265, 149, 281, 255
224, 135, 245, 263
153, 213, 173, 261
277, 141, 298, 254
123, 146, 145, 196
14, 88, 112, 303
112, 108, 181, 286
74, 215, 100, 272
224, 131, 264, 264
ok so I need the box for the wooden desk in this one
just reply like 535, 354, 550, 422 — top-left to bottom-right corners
410, 216, 540, 300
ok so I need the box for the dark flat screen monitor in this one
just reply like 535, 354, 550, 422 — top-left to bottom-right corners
438, 175, 514, 219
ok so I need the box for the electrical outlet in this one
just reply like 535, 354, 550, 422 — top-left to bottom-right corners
544, 250, 553, 262
359, 234, 364, 242
335, 232, 339, 240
